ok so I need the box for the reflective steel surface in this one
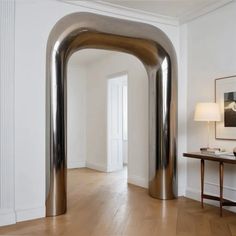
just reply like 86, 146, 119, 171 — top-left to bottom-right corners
46, 12, 178, 216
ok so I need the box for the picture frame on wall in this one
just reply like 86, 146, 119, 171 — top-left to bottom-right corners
215, 75, 236, 140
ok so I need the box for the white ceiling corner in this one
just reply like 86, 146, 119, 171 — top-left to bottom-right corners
98, 0, 233, 24
62, 0, 233, 25
178, 0, 233, 24
61, 0, 179, 26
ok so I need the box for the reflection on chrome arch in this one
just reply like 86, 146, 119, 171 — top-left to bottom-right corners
46, 12, 178, 217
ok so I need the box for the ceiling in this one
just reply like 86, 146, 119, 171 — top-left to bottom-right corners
69, 49, 117, 65
64, 0, 232, 23
99, 0, 221, 18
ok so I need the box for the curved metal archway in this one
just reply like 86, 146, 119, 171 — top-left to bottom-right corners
46, 12, 178, 217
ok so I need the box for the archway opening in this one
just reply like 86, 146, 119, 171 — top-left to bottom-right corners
46, 12, 177, 217
67, 48, 149, 205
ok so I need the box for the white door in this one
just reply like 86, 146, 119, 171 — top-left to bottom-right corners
107, 76, 124, 172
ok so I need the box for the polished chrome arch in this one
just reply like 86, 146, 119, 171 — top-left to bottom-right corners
46, 12, 178, 217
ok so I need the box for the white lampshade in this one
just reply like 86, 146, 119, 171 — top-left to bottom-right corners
194, 102, 221, 121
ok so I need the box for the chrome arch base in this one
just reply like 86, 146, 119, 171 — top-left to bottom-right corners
46, 12, 178, 216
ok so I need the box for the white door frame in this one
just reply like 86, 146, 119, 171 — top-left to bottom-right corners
107, 72, 128, 172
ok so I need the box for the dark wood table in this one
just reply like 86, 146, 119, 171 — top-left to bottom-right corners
183, 152, 236, 216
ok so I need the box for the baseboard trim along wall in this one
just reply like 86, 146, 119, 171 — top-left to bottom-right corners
128, 174, 148, 188
86, 162, 107, 172
178, 186, 186, 197
0, 209, 16, 226
16, 206, 45, 222
186, 183, 236, 213
67, 161, 86, 169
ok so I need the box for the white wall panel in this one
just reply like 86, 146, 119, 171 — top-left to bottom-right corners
0, 0, 16, 226
67, 64, 87, 169
186, 2, 236, 211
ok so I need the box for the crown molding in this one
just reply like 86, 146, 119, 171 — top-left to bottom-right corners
61, 0, 233, 26
180, 0, 233, 24
60, 0, 179, 26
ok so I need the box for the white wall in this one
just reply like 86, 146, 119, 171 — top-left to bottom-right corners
186, 2, 236, 210
123, 141, 128, 165
122, 80, 128, 165
178, 23, 188, 196
11, 0, 181, 224
67, 64, 87, 169
0, 0, 16, 226
86, 52, 149, 187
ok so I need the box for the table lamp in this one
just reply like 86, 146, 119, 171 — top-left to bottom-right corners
194, 102, 221, 149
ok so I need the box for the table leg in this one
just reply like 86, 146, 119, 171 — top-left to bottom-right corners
201, 159, 205, 208
219, 162, 224, 217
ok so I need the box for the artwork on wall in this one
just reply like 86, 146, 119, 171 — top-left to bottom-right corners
215, 75, 236, 140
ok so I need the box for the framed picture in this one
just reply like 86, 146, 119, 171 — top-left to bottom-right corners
215, 75, 236, 140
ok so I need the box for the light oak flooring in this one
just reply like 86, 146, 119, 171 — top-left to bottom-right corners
1, 168, 236, 236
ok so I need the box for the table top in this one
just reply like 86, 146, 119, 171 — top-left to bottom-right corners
183, 152, 236, 164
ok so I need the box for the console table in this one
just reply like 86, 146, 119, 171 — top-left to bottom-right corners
183, 152, 236, 216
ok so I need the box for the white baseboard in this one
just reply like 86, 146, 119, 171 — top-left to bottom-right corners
128, 174, 148, 188
185, 187, 200, 201
0, 209, 16, 226
185, 184, 236, 213
86, 161, 107, 172
178, 185, 186, 197
68, 160, 86, 169
16, 206, 45, 222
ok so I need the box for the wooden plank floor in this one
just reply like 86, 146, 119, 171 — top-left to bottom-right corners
0, 168, 236, 236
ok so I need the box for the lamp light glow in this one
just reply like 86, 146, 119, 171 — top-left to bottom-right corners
194, 102, 221, 149
194, 103, 221, 122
